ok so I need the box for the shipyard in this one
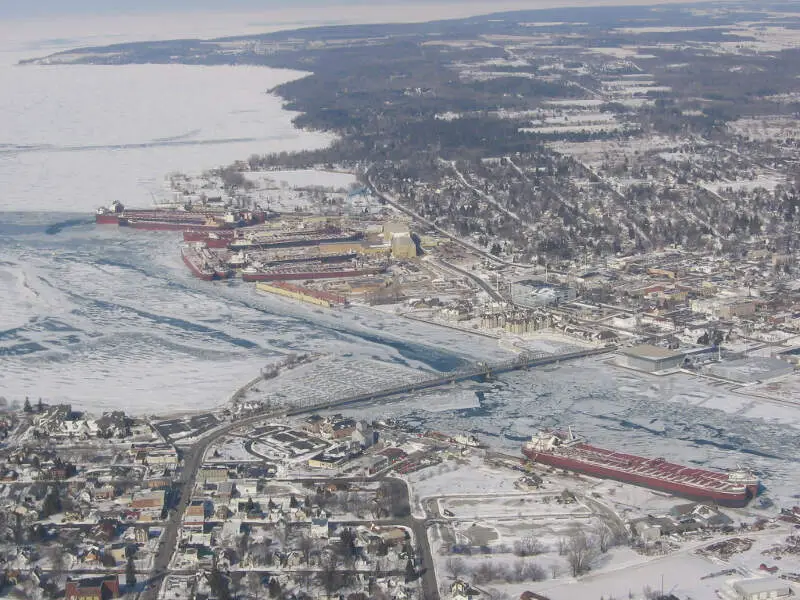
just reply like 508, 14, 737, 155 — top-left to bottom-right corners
61, 160, 800, 600
6, 2, 800, 600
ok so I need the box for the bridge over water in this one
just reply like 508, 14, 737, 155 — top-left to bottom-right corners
285, 345, 615, 416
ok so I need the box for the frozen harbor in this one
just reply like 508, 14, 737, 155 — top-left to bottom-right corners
0, 212, 518, 414
336, 357, 800, 509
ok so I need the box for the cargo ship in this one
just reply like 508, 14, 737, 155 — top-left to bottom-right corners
96, 201, 267, 231
181, 244, 220, 281
522, 429, 759, 507
229, 229, 364, 251
241, 260, 386, 282
183, 230, 237, 248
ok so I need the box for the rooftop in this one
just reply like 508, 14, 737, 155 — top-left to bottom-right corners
620, 344, 683, 360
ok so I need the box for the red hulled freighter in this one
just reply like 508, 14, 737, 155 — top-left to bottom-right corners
522, 429, 759, 507
96, 201, 267, 231
241, 260, 386, 282
181, 244, 221, 281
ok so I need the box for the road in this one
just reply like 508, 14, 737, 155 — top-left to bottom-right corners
140, 408, 289, 600
364, 166, 533, 273
141, 346, 613, 598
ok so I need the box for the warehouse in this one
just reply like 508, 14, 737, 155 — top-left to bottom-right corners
617, 344, 686, 373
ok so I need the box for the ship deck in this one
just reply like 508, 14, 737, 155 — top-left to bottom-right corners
550, 442, 742, 492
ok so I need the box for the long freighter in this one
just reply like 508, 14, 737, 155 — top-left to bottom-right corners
241, 260, 386, 282
96, 201, 267, 231
181, 244, 218, 281
522, 429, 759, 507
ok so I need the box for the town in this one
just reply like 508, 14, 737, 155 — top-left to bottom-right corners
1, 400, 799, 600
7, 1, 800, 599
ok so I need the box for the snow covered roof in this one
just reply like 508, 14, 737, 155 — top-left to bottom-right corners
733, 577, 791, 596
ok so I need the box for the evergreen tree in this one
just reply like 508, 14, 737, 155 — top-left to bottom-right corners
125, 555, 137, 589
209, 562, 232, 600
36, 398, 44, 413
41, 487, 62, 518
405, 558, 417, 583
23, 397, 32, 413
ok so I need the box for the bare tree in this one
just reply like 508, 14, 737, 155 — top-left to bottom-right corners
512, 559, 526, 582
246, 571, 262, 599
522, 562, 546, 582
48, 545, 66, 586
446, 556, 466, 579
593, 523, 614, 553
317, 552, 343, 599
297, 533, 316, 565
550, 563, 560, 579
557, 536, 568, 556
472, 561, 497, 585
566, 530, 597, 577
514, 536, 545, 557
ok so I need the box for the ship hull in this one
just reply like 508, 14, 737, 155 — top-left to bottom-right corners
122, 219, 232, 232
522, 448, 751, 507
229, 233, 363, 251
181, 251, 217, 281
95, 214, 120, 225
183, 230, 235, 247
242, 268, 382, 282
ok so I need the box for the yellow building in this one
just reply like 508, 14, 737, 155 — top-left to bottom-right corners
391, 233, 417, 258
382, 221, 411, 241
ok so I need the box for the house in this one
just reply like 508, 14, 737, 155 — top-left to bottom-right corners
376, 527, 407, 546
94, 485, 116, 501
65, 575, 120, 600
310, 517, 329, 539
450, 579, 480, 599
183, 500, 206, 532
130, 490, 165, 517
107, 543, 128, 565
198, 468, 228, 483
303, 415, 325, 434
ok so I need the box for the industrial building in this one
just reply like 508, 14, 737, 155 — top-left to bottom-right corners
617, 344, 686, 372
511, 280, 576, 307
729, 577, 793, 600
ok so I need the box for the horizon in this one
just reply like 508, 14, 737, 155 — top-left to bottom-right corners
0, 0, 721, 20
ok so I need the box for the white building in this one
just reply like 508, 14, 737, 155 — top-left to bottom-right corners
731, 577, 792, 600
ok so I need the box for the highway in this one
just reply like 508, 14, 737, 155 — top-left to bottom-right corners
142, 345, 614, 599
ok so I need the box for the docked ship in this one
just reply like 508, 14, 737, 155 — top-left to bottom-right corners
241, 260, 386, 282
522, 429, 759, 507
183, 229, 237, 248
229, 229, 364, 251
181, 244, 220, 281
96, 201, 267, 231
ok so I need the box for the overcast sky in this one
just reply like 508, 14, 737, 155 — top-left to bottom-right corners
0, 0, 702, 19
0, 0, 399, 19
